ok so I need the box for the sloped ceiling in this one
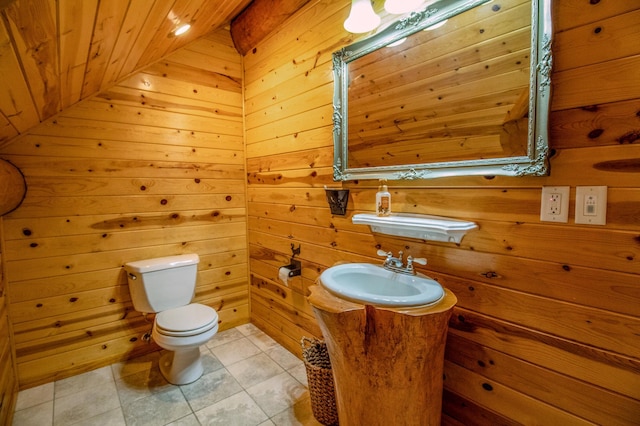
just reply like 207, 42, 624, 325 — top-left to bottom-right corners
0, 0, 253, 147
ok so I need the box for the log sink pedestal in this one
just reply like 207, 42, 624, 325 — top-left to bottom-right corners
307, 284, 457, 426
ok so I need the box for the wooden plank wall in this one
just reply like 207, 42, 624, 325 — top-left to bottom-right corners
0, 28, 248, 389
244, 1, 640, 424
0, 217, 18, 424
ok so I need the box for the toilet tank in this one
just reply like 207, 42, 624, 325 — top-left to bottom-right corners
124, 254, 199, 313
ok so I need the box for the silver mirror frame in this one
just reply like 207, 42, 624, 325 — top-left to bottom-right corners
332, 0, 552, 181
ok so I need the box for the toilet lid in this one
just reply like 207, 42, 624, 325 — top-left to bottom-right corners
156, 304, 218, 337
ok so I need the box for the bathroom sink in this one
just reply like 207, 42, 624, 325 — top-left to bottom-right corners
319, 263, 444, 307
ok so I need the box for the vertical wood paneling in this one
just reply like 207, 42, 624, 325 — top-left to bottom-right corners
0, 27, 247, 389
0, 218, 18, 424
244, 1, 640, 424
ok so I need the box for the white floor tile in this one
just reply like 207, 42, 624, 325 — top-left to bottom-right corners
210, 336, 262, 366
194, 391, 269, 426
14, 382, 53, 411
227, 353, 285, 388
12, 325, 321, 426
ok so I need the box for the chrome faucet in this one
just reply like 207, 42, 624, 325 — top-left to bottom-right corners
376, 249, 427, 275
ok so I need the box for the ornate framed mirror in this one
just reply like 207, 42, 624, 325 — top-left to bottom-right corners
332, 0, 552, 181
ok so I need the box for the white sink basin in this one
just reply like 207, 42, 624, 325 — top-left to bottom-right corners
319, 263, 444, 307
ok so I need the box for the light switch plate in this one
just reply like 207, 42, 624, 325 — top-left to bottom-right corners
575, 186, 607, 225
540, 186, 570, 223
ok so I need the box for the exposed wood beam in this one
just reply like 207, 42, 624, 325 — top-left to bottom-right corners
230, 0, 312, 55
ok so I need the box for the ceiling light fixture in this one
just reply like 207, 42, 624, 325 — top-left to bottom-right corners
344, 0, 381, 33
344, 0, 427, 34
173, 23, 191, 36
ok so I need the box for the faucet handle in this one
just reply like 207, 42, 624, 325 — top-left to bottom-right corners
410, 257, 427, 265
376, 249, 390, 257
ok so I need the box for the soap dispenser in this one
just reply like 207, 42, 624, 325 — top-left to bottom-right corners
376, 179, 391, 216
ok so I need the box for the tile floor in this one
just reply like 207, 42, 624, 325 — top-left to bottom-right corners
12, 324, 324, 426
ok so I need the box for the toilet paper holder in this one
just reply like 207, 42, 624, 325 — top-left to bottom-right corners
282, 243, 302, 278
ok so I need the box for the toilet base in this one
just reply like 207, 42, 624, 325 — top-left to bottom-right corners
159, 348, 203, 385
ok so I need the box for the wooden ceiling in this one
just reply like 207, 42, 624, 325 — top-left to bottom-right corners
0, 0, 253, 146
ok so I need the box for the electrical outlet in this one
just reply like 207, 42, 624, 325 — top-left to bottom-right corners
540, 186, 569, 223
575, 186, 607, 225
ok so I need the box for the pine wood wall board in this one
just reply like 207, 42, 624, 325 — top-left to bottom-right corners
97, 87, 244, 121
117, 72, 243, 107
112, 71, 244, 105
16, 328, 160, 388
6, 236, 245, 283
552, 56, 640, 112
250, 294, 319, 356
80, 0, 129, 98
2, 155, 244, 181
246, 166, 333, 187
137, 61, 242, 95
443, 274, 640, 357
168, 48, 243, 80
448, 311, 640, 401
249, 264, 316, 317
98, 0, 155, 91
245, 104, 332, 143
246, 146, 333, 173
133, 0, 204, 71
406, 241, 640, 318
2, 209, 246, 241
25, 116, 242, 148
195, 278, 248, 304
184, 36, 244, 67
244, 68, 332, 115
4, 222, 245, 261
65, 100, 243, 136
12, 305, 141, 350
0, 345, 17, 424
194, 289, 248, 317
245, 84, 332, 131
250, 291, 322, 343
7, 268, 125, 303
250, 311, 306, 358
9, 285, 131, 324
116, 1, 176, 81
0, 23, 40, 134
555, 0, 640, 32
11, 134, 244, 160
0, 116, 19, 145
2, 0, 60, 121
22, 177, 246, 197
245, 127, 332, 158
550, 99, 640, 149
241, 0, 350, 83
15, 313, 149, 362
7, 193, 245, 218
442, 389, 516, 426
446, 334, 640, 425
443, 361, 588, 424
58, 0, 99, 109
554, 9, 640, 73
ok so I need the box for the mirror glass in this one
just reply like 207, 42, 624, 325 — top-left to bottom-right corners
332, 0, 552, 180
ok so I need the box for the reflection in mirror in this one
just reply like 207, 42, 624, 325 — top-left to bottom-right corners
333, 0, 552, 181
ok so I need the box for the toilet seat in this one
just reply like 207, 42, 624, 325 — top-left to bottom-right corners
155, 303, 218, 337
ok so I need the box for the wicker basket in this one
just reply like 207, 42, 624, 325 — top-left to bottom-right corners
301, 337, 339, 425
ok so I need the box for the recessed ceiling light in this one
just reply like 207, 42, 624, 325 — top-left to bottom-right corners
174, 23, 191, 36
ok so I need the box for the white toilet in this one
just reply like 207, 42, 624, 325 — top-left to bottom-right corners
124, 254, 219, 385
